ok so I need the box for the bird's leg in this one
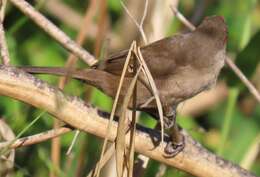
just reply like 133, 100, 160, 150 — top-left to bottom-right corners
163, 106, 185, 157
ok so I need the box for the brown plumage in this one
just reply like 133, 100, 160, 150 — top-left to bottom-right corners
13, 15, 228, 156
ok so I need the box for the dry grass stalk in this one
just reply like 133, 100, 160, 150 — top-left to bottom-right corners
94, 41, 137, 177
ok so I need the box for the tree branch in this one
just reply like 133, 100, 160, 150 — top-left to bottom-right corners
0, 126, 73, 149
0, 66, 256, 177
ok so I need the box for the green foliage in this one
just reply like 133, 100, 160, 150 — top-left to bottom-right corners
215, 0, 257, 51
226, 30, 260, 86
108, 0, 123, 13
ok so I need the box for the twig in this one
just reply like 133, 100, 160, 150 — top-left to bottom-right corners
140, 0, 148, 31
0, 0, 10, 65
225, 58, 260, 102
170, 6, 196, 31
240, 134, 260, 169
0, 126, 73, 149
170, 6, 260, 103
121, 0, 148, 44
94, 0, 108, 58
9, 0, 97, 66
51, 116, 61, 177
0, 0, 7, 22
0, 65, 256, 177
0, 23, 9, 65
66, 130, 80, 155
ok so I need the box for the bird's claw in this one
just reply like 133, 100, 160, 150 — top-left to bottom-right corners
164, 136, 185, 158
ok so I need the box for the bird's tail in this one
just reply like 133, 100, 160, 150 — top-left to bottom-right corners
17, 66, 95, 80
18, 66, 72, 77
15, 65, 119, 97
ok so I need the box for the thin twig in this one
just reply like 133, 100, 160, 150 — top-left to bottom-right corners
0, 23, 10, 65
170, 5, 260, 103
0, 0, 7, 22
140, 0, 148, 30
0, 126, 73, 149
121, 0, 148, 44
170, 6, 196, 31
66, 130, 80, 155
9, 0, 97, 66
0, 0, 10, 65
225, 58, 260, 102
240, 134, 260, 169
51, 117, 61, 177
94, 0, 108, 58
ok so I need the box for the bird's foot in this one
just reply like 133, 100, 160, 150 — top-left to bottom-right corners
164, 135, 185, 158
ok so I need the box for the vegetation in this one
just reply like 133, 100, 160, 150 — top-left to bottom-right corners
0, 0, 259, 176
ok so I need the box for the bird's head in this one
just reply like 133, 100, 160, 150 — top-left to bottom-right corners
196, 16, 228, 49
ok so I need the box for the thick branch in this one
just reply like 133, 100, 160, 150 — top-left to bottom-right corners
0, 66, 255, 177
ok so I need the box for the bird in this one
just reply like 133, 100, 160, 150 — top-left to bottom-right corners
10, 15, 228, 156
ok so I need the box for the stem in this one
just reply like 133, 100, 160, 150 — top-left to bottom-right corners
218, 88, 239, 155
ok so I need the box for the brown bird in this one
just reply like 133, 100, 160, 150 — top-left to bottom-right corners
12, 15, 228, 156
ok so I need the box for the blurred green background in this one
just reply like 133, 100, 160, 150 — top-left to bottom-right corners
0, 0, 260, 176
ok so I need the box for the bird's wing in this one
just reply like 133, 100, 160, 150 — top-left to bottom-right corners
97, 34, 187, 78
97, 49, 130, 76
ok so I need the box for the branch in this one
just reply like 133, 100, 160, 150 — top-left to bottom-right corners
0, 66, 255, 177
0, 126, 73, 149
